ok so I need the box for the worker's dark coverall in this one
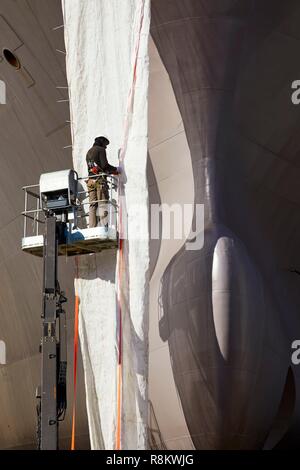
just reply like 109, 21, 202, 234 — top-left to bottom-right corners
86, 144, 117, 228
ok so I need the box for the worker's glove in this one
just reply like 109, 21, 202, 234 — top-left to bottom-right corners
112, 165, 122, 176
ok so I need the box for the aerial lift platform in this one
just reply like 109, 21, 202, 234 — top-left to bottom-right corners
22, 170, 118, 257
21, 169, 118, 450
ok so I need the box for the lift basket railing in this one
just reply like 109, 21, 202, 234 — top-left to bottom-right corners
22, 173, 119, 239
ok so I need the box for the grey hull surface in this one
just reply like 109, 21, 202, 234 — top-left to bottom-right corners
150, 0, 300, 449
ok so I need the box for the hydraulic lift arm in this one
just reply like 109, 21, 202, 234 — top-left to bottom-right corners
21, 169, 117, 450
37, 213, 67, 450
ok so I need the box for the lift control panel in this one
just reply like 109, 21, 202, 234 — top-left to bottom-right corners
40, 169, 78, 212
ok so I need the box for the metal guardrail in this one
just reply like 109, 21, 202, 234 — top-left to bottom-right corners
22, 174, 119, 239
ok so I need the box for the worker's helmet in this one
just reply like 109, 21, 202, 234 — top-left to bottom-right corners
94, 135, 110, 147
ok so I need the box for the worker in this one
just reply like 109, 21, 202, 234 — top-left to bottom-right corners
86, 136, 119, 228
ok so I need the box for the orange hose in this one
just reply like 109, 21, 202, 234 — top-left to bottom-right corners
71, 259, 80, 451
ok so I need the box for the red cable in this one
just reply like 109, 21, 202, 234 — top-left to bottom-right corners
115, 0, 146, 451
